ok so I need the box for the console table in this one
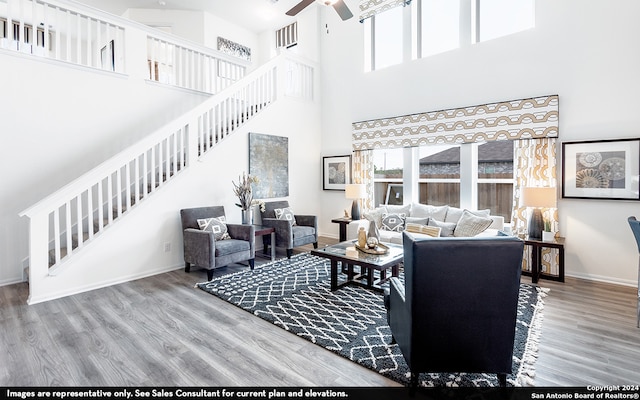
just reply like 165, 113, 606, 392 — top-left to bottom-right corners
331, 217, 352, 242
522, 236, 565, 283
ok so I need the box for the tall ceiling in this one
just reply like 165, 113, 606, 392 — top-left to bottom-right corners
73, 0, 304, 33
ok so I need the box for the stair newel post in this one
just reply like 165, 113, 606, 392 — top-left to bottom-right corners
23, 210, 50, 303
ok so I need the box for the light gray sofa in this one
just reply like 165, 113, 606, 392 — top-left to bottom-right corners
346, 202, 505, 244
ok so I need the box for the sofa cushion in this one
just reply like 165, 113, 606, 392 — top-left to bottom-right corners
274, 207, 297, 226
363, 207, 387, 228
292, 225, 315, 239
411, 203, 448, 221
405, 216, 429, 226
384, 203, 412, 216
214, 238, 250, 256
428, 219, 457, 237
445, 207, 490, 223
381, 213, 406, 232
453, 210, 493, 237
197, 216, 231, 241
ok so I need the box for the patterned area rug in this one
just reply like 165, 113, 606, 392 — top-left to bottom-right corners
196, 253, 546, 387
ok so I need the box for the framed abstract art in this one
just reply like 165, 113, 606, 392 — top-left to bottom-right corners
322, 155, 351, 190
562, 138, 640, 200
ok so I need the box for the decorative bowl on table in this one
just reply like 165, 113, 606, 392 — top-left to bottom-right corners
355, 241, 389, 255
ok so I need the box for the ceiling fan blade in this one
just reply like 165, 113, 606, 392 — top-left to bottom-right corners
286, 0, 316, 16
332, 0, 353, 20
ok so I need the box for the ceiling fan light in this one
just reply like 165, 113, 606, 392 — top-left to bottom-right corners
317, 0, 339, 5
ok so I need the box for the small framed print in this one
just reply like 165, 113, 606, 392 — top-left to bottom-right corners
562, 138, 640, 200
323, 155, 351, 191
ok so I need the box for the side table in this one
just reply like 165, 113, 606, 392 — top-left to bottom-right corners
331, 217, 352, 242
253, 225, 276, 262
522, 236, 565, 283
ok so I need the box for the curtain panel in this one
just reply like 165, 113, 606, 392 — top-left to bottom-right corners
512, 138, 560, 275
352, 95, 559, 151
352, 150, 374, 210
359, 0, 412, 22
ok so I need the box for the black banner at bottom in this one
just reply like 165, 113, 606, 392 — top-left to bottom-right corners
2, 386, 639, 400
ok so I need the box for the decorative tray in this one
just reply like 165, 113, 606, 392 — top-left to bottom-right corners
355, 242, 389, 255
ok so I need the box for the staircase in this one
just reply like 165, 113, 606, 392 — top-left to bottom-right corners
14, 0, 316, 303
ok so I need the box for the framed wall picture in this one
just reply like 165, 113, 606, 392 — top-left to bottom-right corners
562, 138, 640, 200
323, 155, 351, 190
249, 133, 289, 198
385, 184, 403, 205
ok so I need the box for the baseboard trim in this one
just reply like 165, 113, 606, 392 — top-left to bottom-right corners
565, 271, 636, 288
26, 263, 184, 305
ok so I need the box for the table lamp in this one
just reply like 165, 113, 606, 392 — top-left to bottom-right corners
522, 187, 556, 239
345, 183, 366, 220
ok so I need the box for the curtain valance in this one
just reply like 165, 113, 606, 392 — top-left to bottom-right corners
359, 0, 412, 22
352, 95, 559, 151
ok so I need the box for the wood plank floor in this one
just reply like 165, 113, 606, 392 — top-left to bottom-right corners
0, 236, 639, 386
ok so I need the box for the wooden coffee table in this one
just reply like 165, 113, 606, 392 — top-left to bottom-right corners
311, 240, 404, 292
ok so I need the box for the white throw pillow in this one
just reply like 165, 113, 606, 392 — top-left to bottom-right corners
453, 210, 493, 237
428, 219, 457, 237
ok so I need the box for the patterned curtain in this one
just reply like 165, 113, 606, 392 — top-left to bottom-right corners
359, 0, 412, 22
512, 138, 560, 274
352, 150, 374, 211
352, 95, 559, 151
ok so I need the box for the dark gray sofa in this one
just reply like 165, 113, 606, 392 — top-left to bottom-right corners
385, 231, 524, 387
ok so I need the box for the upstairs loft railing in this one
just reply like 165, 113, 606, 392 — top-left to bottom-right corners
0, 0, 248, 92
19, 52, 315, 294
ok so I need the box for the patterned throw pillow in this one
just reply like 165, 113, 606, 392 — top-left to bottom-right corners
405, 222, 441, 237
453, 210, 493, 237
197, 216, 231, 240
381, 213, 406, 232
274, 207, 297, 226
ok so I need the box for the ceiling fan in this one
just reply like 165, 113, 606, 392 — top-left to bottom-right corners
286, 0, 354, 21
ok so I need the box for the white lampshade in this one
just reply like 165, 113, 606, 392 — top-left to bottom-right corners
522, 187, 556, 208
345, 184, 366, 199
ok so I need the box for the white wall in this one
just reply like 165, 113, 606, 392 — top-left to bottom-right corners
125, 8, 263, 71
0, 50, 208, 287
0, 3, 323, 301
318, 0, 640, 286
25, 96, 322, 304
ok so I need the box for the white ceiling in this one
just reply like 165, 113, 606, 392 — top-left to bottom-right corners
73, 0, 305, 33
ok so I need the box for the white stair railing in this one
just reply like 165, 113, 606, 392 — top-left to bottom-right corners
19, 53, 314, 285
0, 0, 126, 71
0, 0, 249, 90
147, 34, 246, 94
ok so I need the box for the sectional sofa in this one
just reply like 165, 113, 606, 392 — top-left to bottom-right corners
346, 203, 506, 244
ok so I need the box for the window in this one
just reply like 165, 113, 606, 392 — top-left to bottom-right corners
364, 5, 404, 71
371, 0, 536, 66
418, 145, 460, 207
419, 0, 460, 57
474, 0, 535, 43
373, 148, 404, 206
373, 142, 515, 222
477, 141, 514, 222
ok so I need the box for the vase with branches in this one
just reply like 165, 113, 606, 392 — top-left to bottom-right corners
232, 173, 263, 224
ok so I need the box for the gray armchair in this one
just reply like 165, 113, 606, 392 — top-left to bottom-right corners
180, 206, 255, 280
386, 232, 524, 387
260, 200, 318, 258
